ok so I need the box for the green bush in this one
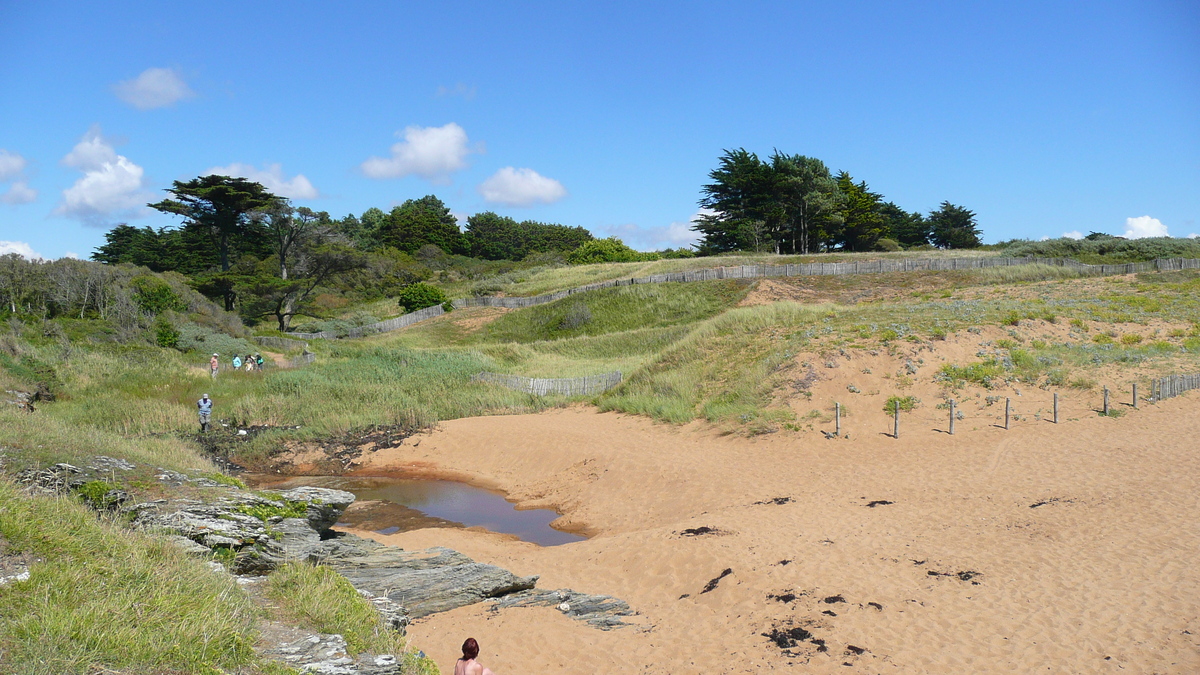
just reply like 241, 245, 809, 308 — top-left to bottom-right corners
883, 395, 920, 413
153, 316, 180, 349
396, 282, 449, 313
131, 275, 187, 315
567, 237, 660, 265
873, 237, 902, 252
1002, 236, 1200, 264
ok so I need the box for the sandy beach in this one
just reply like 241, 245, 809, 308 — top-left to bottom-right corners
335, 390, 1200, 674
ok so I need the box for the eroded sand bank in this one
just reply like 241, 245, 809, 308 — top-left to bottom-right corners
343, 399, 1200, 674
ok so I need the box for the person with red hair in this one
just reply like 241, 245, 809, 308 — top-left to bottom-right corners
454, 637, 496, 675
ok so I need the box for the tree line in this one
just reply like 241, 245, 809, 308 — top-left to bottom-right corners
694, 149, 982, 254
91, 175, 599, 331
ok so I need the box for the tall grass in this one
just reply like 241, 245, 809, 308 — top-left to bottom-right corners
0, 481, 260, 674
473, 280, 750, 343
599, 302, 830, 425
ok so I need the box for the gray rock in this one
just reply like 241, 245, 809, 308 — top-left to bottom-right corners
88, 456, 136, 472
276, 517, 323, 562
492, 588, 635, 630
165, 534, 212, 556
338, 558, 538, 619
278, 487, 357, 531
261, 633, 408, 675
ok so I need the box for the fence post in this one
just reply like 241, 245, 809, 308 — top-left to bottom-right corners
1053, 392, 1059, 423
835, 402, 841, 436
1103, 387, 1109, 415
949, 400, 956, 435
1132, 383, 1138, 409
1004, 398, 1011, 429
893, 400, 900, 439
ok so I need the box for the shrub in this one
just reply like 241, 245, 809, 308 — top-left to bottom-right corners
883, 395, 920, 413
558, 302, 592, 330
567, 237, 660, 265
396, 282, 449, 313
153, 316, 180, 349
131, 275, 187, 315
873, 237, 902, 252
1092, 333, 1114, 344
1120, 333, 1143, 345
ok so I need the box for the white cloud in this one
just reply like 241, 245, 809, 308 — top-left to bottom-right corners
0, 149, 27, 181
0, 150, 37, 205
1, 181, 37, 205
593, 209, 708, 251
113, 67, 195, 110
63, 251, 80, 259
360, 123, 475, 183
204, 162, 318, 200
55, 126, 151, 224
1062, 231, 1084, 240
1188, 233, 1199, 239
477, 167, 567, 207
1123, 215, 1168, 239
0, 241, 43, 260
435, 83, 477, 100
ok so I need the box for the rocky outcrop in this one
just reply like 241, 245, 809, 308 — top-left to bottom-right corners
277, 486, 357, 531
262, 633, 420, 675
132, 486, 357, 575
491, 587, 637, 630
333, 546, 538, 619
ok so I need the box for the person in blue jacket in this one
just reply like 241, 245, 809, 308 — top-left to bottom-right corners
232, 354, 242, 370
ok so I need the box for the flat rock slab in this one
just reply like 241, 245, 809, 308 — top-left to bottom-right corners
492, 588, 636, 630
335, 548, 538, 619
261, 633, 409, 675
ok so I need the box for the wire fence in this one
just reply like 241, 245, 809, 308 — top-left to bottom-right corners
471, 371, 623, 396
1153, 373, 1200, 402
284, 256, 1200, 340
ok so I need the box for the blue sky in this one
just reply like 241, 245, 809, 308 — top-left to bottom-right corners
1, 0, 1197, 259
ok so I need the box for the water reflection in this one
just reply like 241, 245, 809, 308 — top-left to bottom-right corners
249, 475, 584, 547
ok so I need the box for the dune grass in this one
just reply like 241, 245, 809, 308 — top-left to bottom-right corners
0, 480, 260, 675
471, 280, 751, 344
599, 302, 830, 425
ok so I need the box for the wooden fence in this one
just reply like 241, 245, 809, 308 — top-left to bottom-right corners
1153, 373, 1200, 401
253, 335, 309, 351
286, 256, 1200, 340
287, 304, 446, 340
471, 371, 623, 396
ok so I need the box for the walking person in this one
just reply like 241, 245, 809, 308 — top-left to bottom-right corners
232, 354, 242, 370
210, 353, 219, 379
197, 394, 213, 432
454, 638, 496, 675
256, 353, 265, 371
244, 354, 255, 372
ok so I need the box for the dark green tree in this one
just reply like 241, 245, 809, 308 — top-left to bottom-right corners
695, 149, 777, 253
877, 202, 930, 248
378, 196, 464, 255
769, 153, 842, 253
148, 175, 277, 274
831, 172, 886, 251
238, 244, 366, 332
928, 202, 982, 249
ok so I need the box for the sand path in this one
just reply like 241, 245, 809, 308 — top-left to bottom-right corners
347, 397, 1200, 674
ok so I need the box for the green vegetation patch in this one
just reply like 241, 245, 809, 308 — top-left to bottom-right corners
236, 499, 309, 523
476, 280, 751, 344
0, 480, 259, 674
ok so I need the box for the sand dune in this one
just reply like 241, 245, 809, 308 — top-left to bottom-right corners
349, 394, 1200, 674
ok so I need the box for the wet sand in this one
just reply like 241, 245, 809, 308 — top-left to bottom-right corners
345, 396, 1200, 674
